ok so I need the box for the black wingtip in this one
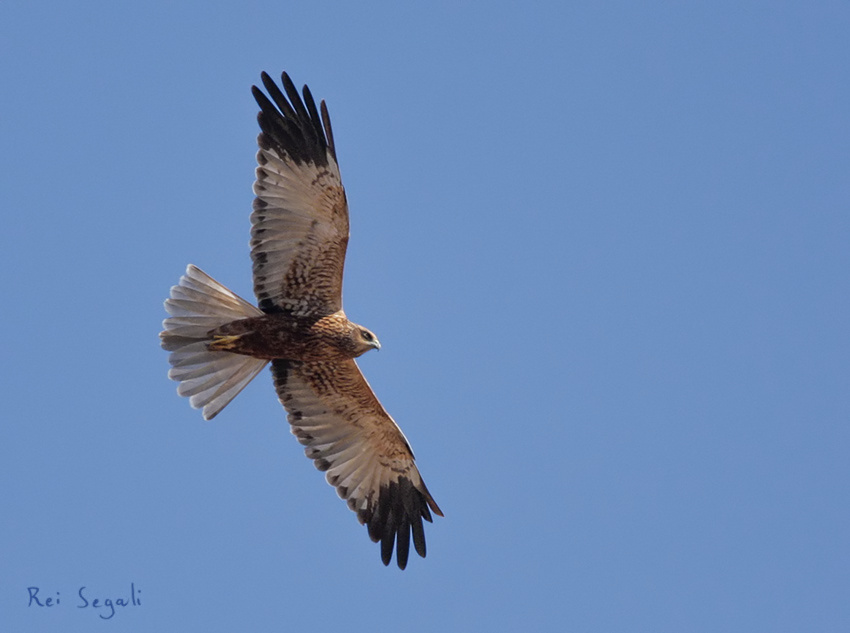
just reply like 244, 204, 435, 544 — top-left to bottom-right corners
365, 476, 441, 569
381, 529, 395, 567
252, 71, 335, 166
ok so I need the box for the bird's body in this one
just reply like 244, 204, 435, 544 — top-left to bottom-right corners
160, 72, 441, 569
207, 311, 378, 362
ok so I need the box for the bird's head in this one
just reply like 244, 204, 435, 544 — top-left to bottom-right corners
352, 325, 381, 356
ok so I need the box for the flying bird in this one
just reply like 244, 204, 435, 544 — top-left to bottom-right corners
160, 71, 442, 569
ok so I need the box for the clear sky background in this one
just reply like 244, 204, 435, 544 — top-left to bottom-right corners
1, 1, 848, 631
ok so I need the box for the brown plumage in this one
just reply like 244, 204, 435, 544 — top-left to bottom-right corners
160, 71, 442, 569
206, 312, 378, 361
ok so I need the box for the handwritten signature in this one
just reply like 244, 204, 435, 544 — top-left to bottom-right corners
27, 583, 141, 620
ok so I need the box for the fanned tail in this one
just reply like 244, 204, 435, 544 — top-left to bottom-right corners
160, 265, 268, 420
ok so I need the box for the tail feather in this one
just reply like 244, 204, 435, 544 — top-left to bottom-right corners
161, 316, 244, 340
161, 265, 268, 420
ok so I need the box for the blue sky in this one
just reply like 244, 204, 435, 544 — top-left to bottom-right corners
1, 1, 848, 631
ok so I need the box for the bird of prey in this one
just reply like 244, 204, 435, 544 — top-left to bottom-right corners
160, 71, 442, 569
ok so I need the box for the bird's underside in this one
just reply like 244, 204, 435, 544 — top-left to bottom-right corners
160, 72, 442, 569
206, 311, 373, 362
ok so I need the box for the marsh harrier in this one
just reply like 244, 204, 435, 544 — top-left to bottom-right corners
160, 72, 442, 569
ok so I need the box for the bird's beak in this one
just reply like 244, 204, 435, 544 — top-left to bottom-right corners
372, 338, 381, 351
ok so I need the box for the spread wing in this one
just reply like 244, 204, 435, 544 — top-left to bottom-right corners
250, 72, 349, 317
271, 359, 443, 569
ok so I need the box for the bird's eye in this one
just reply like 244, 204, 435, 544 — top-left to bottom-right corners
361, 330, 373, 341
